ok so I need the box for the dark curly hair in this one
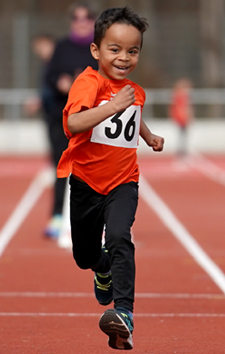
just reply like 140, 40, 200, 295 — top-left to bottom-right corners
94, 7, 148, 49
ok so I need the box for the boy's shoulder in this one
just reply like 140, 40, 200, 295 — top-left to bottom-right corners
75, 67, 102, 86
78, 66, 99, 78
70, 67, 99, 90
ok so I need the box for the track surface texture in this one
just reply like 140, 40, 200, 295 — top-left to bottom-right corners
1, 154, 225, 354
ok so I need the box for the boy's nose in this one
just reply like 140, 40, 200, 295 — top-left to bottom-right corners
118, 51, 129, 61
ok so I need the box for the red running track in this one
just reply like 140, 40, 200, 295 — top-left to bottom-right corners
0, 154, 225, 353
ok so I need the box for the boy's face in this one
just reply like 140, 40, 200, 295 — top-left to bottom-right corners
91, 23, 142, 80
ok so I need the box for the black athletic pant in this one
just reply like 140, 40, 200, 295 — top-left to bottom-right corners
69, 176, 139, 312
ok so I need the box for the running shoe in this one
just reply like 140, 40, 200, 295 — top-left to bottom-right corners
99, 308, 134, 350
94, 271, 113, 306
44, 214, 62, 239
94, 246, 113, 306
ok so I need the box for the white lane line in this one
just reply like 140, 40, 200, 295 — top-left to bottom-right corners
0, 292, 95, 298
0, 167, 54, 258
139, 174, 225, 294
0, 312, 225, 318
188, 154, 225, 186
0, 292, 224, 299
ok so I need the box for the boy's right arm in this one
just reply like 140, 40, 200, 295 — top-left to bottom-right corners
67, 85, 135, 134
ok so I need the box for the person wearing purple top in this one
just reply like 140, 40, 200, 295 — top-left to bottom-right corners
44, 2, 98, 238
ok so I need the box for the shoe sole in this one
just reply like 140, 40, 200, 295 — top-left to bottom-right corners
99, 309, 133, 350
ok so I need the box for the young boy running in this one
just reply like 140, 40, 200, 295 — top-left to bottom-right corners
57, 7, 164, 350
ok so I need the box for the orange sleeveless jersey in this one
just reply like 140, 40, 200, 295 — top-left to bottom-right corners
57, 67, 146, 195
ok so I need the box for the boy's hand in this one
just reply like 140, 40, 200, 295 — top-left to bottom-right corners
149, 133, 164, 152
112, 85, 135, 111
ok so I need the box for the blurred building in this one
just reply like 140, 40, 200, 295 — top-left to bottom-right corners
0, 0, 224, 90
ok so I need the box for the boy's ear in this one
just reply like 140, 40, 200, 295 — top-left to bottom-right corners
90, 43, 99, 60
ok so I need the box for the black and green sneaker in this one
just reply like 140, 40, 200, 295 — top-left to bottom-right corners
99, 308, 134, 350
94, 271, 113, 306
94, 246, 113, 306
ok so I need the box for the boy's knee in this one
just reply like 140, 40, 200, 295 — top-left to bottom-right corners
72, 251, 89, 269
73, 251, 99, 270
74, 258, 90, 270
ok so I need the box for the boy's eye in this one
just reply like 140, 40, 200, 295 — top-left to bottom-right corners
111, 48, 119, 53
129, 49, 139, 55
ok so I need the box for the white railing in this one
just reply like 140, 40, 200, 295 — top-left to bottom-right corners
0, 89, 37, 120
1, 88, 225, 120
145, 89, 225, 105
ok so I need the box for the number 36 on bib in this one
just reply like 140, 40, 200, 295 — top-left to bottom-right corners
91, 101, 141, 148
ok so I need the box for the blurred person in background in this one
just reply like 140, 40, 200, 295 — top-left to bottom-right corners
169, 78, 194, 156
24, 34, 63, 238
43, 2, 98, 238
25, 34, 56, 117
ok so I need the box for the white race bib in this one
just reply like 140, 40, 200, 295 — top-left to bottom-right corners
91, 101, 141, 148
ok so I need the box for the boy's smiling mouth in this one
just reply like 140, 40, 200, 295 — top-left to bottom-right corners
115, 65, 129, 71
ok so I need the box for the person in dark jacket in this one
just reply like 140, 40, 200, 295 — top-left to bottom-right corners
44, 2, 98, 238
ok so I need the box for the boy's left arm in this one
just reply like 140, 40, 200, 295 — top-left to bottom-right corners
140, 119, 164, 152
